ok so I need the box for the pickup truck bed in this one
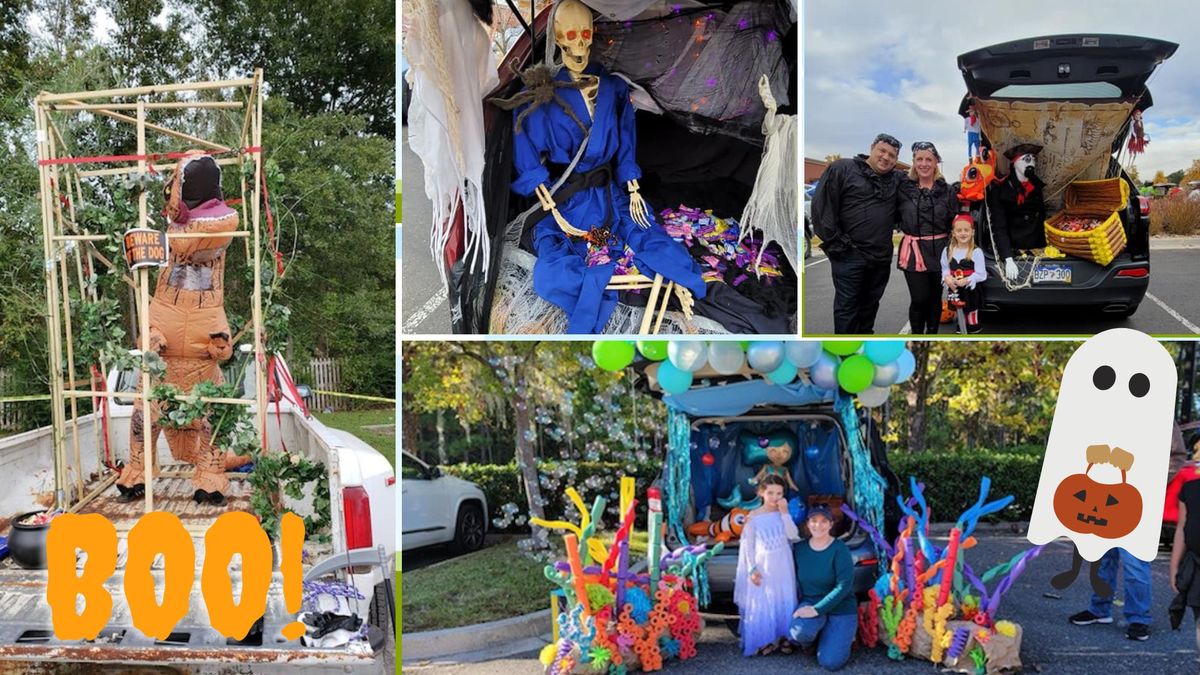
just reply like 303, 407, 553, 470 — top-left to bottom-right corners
0, 466, 378, 669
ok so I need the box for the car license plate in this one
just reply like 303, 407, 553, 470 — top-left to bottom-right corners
1033, 263, 1072, 285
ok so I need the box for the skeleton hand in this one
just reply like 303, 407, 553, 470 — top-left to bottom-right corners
674, 284, 695, 320
1004, 257, 1019, 281
627, 179, 651, 229
535, 183, 588, 238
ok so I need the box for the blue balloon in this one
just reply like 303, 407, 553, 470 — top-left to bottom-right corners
895, 350, 916, 383
766, 361, 798, 385
747, 341, 785, 373
785, 341, 823, 369
864, 340, 906, 365
810, 353, 841, 390
788, 496, 807, 526
658, 360, 694, 394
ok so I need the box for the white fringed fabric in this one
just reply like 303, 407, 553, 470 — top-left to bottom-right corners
406, 0, 498, 282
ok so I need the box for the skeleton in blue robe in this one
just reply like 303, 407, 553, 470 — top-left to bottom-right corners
507, 0, 706, 334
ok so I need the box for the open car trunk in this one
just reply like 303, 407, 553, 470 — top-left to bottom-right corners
955, 34, 1177, 311
632, 360, 903, 599
450, 0, 798, 333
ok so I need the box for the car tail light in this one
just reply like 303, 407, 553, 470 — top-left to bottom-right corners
856, 557, 878, 567
1116, 267, 1149, 278
1138, 196, 1150, 217
343, 486, 373, 550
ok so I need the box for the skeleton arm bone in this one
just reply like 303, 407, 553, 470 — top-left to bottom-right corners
534, 183, 588, 237
627, 179, 651, 228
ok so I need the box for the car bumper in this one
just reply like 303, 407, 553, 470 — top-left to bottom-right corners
982, 256, 1149, 313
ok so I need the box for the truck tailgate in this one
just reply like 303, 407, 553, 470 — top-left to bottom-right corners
0, 467, 375, 668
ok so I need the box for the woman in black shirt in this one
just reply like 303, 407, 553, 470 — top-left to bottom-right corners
897, 142, 959, 334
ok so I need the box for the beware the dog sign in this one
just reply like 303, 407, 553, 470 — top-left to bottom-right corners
122, 228, 169, 270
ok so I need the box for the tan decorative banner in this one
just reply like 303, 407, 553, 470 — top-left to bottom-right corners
975, 98, 1134, 210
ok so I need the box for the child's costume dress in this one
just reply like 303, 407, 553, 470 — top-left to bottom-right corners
734, 510, 800, 656
941, 245, 986, 333
511, 63, 706, 333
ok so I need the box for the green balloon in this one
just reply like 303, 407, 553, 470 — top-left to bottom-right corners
636, 340, 669, 361
837, 354, 875, 394
823, 340, 863, 356
593, 341, 636, 371
738, 341, 750, 351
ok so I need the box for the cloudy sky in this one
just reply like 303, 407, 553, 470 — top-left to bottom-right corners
804, 0, 1200, 181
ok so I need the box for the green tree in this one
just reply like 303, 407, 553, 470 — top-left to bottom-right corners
191, 0, 396, 137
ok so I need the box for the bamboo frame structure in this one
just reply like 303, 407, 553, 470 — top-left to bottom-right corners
33, 73, 267, 515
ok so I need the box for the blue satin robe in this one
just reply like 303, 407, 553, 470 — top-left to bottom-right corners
511, 64, 706, 334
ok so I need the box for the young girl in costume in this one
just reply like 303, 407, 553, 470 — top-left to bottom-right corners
940, 214, 986, 334
735, 474, 800, 656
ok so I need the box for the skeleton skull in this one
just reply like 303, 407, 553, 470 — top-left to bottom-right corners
554, 0, 593, 75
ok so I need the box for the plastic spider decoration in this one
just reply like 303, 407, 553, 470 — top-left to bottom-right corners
490, 63, 589, 136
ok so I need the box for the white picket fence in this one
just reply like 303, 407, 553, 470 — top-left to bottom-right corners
299, 357, 346, 412
0, 369, 33, 431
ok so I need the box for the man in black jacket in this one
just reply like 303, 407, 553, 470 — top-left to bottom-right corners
811, 133, 904, 334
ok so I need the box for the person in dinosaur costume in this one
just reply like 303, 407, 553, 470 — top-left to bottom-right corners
116, 153, 247, 506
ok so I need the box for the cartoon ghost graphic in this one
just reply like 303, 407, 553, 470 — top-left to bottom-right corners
1027, 329, 1175, 593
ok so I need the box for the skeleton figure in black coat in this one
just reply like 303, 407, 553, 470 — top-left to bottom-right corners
986, 144, 1046, 280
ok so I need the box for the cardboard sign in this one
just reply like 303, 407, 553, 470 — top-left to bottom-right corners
122, 228, 169, 270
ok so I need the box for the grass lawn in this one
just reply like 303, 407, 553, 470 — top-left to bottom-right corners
402, 539, 553, 632
314, 407, 395, 467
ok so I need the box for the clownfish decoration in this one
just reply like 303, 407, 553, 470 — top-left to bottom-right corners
957, 147, 998, 203
686, 507, 750, 543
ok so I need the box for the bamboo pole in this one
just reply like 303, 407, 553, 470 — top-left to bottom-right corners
35, 103, 69, 509
639, 274, 664, 334
251, 69, 268, 447
38, 78, 257, 103
136, 100, 155, 514
67, 473, 119, 515
652, 281, 674, 334
78, 156, 240, 178
46, 110, 85, 500
49, 101, 244, 111
57, 99, 231, 151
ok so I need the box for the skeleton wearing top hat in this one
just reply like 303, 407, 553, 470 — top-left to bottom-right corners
986, 143, 1047, 280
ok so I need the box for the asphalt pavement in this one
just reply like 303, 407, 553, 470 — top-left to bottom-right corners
802, 242, 1200, 336
403, 526, 1198, 674
400, 127, 452, 335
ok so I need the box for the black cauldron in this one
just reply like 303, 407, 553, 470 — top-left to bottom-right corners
8, 510, 52, 569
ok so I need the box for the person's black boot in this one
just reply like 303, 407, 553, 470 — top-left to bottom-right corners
117, 484, 144, 502
208, 491, 226, 507
193, 489, 211, 504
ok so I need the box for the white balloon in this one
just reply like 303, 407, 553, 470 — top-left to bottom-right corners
858, 385, 892, 408
707, 341, 745, 375
786, 341, 823, 369
872, 361, 899, 387
747, 341, 785, 373
667, 341, 709, 373
810, 353, 840, 390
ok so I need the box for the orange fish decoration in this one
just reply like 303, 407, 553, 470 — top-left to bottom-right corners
957, 147, 998, 203
686, 507, 750, 543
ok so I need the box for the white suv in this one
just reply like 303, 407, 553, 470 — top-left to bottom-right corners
401, 451, 488, 553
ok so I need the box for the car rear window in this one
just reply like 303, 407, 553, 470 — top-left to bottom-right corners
990, 82, 1123, 99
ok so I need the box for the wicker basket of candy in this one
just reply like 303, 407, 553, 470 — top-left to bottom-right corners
1044, 178, 1130, 266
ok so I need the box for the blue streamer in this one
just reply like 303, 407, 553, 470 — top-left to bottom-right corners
835, 394, 887, 570
665, 405, 711, 606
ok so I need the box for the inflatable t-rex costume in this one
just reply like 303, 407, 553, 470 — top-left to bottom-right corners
116, 154, 243, 506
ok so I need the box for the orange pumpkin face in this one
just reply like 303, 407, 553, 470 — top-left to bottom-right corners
1052, 471, 1142, 539
957, 149, 998, 203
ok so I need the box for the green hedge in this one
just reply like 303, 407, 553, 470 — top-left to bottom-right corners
889, 452, 1043, 522
444, 452, 1045, 531
442, 461, 661, 531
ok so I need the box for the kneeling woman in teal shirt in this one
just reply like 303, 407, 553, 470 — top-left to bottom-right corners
789, 505, 857, 671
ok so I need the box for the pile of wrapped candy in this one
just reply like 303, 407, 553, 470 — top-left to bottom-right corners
658, 206, 785, 285
1054, 216, 1103, 233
